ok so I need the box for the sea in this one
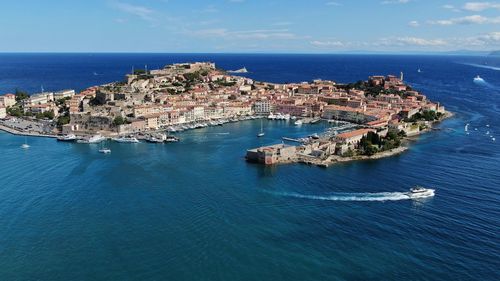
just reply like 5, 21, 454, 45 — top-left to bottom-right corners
0, 53, 499, 281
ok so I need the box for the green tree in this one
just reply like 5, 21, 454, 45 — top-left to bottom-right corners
57, 116, 70, 126
113, 116, 127, 126
14, 89, 29, 102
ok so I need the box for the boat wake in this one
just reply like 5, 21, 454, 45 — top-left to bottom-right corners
459, 62, 500, 71
266, 191, 413, 202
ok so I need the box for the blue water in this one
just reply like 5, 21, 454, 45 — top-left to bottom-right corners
0, 54, 499, 280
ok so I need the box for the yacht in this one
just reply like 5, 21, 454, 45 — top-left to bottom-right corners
113, 136, 139, 143
99, 148, 111, 154
406, 186, 435, 199
77, 135, 106, 144
294, 119, 303, 126
57, 134, 77, 142
145, 136, 164, 143
267, 113, 276, 120
165, 135, 180, 142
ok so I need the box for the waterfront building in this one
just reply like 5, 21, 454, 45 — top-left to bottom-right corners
0, 93, 16, 107
54, 89, 75, 100
23, 92, 54, 106
0, 106, 6, 119
335, 128, 377, 146
246, 144, 297, 165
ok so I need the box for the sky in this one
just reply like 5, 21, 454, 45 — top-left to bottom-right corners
0, 0, 499, 53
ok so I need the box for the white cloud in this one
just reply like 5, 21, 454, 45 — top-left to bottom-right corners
408, 20, 420, 27
112, 1, 155, 22
393, 37, 447, 46
189, 28, 300, 40
429, 15, 500, 25
463, 2, 500, 11
310, 40, 345, 48
381, 0, 410, 4
326, 1, 342, 6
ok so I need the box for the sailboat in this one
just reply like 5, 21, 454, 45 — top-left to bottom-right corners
21, 136, 30, 149
257, 119, 265, 137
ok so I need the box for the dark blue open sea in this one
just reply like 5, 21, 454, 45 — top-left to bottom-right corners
0, 54, 499, 281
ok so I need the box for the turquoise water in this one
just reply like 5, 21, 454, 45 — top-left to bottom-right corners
0, 54, 499, 280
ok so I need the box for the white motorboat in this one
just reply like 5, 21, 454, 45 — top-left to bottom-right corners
473, 75, 484, 83
267, 113, 276, 120
99, 148, 111, 154
406, 186, 435, 199
77, 135, 106, 144
165, 135, 179, 142
294, 119, 303, 126
57, 134, 77, 142
113, 136, 139, 143
21, 136, 30, 149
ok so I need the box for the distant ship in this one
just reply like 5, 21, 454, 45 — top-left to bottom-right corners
228, 67, 248, 74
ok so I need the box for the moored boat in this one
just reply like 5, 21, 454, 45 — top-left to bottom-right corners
57, 134, 77, 142
113, 136, 139, 143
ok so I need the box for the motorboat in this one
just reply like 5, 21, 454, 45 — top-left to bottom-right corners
165, 135, 180, 142
267, 113, 276, 120
57, 134, 77, 142
473, 75, 484, 83
113, 136, 139, 143
406, 186, 435, 199
294, 119, 303, 126
99, 148, 111, 154
77, 135, 106, 144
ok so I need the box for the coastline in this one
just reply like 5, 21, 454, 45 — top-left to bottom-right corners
282, 109, 454, 168
0, 124, 57, 138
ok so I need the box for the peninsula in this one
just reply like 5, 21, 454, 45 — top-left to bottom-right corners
0, 62, 447, 161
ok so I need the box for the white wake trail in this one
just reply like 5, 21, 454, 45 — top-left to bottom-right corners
268, 191, 412, 202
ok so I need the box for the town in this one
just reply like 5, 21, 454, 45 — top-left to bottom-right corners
0, 62, 446, 162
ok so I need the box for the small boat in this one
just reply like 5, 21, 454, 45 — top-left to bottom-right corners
99, 148, 111, 154
165, 135, 179, 142
21, 136, 30, 149
267, 113, 276, 120
257, 119, 265, 137
294, 119, 303, 126
145, 137, 164, 143
113, 136, 139, 143
492, 138, 496, 141
406, 186, 435, 199
308, 133, 320, 139
473, 75, 484, 83
57, 134, 77, 142
417, 68, 422, 73
77, 135, 106, 144
464, 123, 469, 132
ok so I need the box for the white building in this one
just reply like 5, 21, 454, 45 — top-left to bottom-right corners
0, 94, 16, 107
253, 100, 273, 115
24, 92, 54, 106
54, 89, 75, 100
0, 106, 6, 119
